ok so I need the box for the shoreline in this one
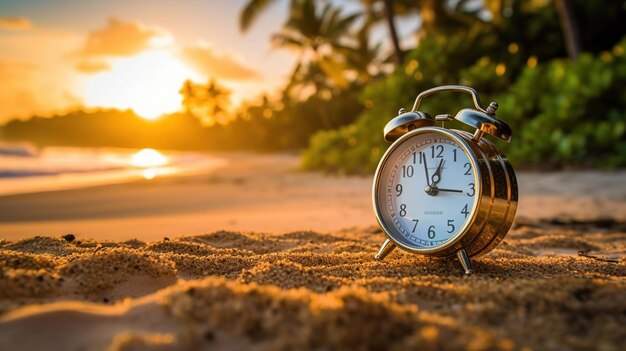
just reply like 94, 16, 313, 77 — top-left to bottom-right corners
0, 147, 229, 197
1, 153, 625, 241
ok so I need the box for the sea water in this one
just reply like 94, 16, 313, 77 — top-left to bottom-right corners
0, 143, 226, 195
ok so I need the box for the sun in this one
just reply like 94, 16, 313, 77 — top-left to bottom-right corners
130, 148, 169, 168
83, 50, 201, 120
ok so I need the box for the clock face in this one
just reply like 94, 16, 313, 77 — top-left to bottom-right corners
374, 130, 480, 250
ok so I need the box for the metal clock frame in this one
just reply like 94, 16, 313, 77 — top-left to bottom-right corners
372, 85, 518, 275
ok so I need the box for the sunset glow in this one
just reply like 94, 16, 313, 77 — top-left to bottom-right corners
0, 4, 291, 124
83, 50, 201, 119
130, 148, 168, 168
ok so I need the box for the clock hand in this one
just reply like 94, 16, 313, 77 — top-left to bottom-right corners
423, 155, 430, 186
431, 159, 444, 185
436, 188, 463, 193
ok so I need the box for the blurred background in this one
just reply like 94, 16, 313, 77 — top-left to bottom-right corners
0, 0, 625, 240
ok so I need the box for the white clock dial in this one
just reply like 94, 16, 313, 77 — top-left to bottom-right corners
377, 131, 479, 249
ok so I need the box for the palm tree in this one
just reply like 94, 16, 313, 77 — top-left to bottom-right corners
272, 0, 360, 94
334, 17, 382, 84
270, 0, 360, 127
180, 79, 232, 126
240, 0, 405, 66
357, 0, 421, 64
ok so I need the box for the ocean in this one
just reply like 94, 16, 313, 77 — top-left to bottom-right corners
0, 143, 226, 195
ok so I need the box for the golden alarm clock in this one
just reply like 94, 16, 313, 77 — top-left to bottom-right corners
372, 85, 518, 274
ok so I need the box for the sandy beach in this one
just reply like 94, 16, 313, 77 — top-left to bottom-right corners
1, 154, 625, 350
1, 218, 625, 350
1, 153, 625, 241
1, 0, 624, 349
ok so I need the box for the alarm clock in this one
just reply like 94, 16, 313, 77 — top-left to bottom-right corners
372, 85, 518, 275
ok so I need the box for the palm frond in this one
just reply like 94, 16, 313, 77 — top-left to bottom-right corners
271, 30, 307, 50
239, 0, 277, 32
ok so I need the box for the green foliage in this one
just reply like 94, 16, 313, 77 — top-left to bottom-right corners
303, 37, 626, 173
302, 68, 417, 174
214, 89, 363, 151
301, 24, 517, 173
497, 39, 626, 167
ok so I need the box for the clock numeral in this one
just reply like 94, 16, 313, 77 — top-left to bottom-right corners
395, 184, 403, 196
447, 220, 455, 233
431, 145, 444, 158
464, 163, 471, 175
467, 183, 475, 197
461, 204, 469, 218
412, 219, 419, 233
453, 149, 457, 162
402, 165, 414, 178
428, 225, 436, 239
399, 204, 407, 217
419, 151, 426, 164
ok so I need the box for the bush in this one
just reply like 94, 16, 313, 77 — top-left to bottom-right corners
497, 39, 626, 167
303, 36, 626, 173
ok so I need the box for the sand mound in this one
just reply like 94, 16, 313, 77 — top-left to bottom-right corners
0, 219, 625, 350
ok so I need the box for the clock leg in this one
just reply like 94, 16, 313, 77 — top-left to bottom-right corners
375, 239, 396, 260
456, 249, 473, 275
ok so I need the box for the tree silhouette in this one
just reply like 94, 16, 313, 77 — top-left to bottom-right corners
180, 79, 232, 126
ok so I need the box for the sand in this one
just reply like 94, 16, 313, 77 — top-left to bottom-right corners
0, 217, 625, 351
1, 153, 625, 241
0, 154, 625, 350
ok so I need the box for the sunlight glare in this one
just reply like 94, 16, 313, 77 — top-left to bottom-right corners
142, 168, 158, 180
130, 148, 169, 168
83, 50, 201, 119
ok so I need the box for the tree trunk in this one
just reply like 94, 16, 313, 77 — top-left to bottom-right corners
382, 0, 403, 64
555, 0, 582, 59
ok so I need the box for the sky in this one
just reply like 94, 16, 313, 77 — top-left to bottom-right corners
0, 0, 418, 122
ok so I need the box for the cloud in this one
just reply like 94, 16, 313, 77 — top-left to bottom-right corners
74, 60, 110, 73
181, 44, 262, 81
0, 60, 37, 79
77, 18, 169, 57
0, 17, 33, 31
0, 59, 81, 122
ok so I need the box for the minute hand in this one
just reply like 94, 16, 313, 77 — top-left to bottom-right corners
422, 154, 431, 186
437, 188, 463, 193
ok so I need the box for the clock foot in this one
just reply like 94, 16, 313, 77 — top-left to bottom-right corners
456, 249, 473, 275
375, 239, 396, 260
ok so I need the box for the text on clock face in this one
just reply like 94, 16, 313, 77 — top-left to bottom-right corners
382, 133, 478, 248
